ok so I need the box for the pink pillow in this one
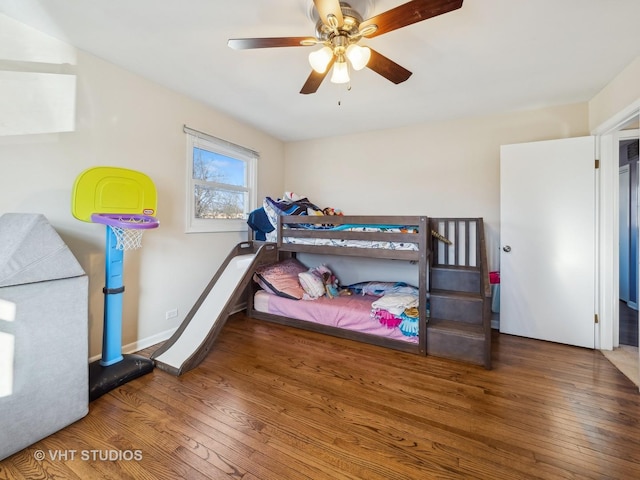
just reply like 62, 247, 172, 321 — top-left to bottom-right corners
253, 258, 307, 300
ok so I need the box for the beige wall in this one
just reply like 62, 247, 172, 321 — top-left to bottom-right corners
589, 56, 640, 131
285, 103, 590, 269
0, 16, 285, 357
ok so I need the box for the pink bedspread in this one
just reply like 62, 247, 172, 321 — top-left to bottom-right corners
255, 290, 418, 343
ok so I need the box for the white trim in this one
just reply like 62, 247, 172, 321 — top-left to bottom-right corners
183, 124, 259, 158
88, 327, 178, 362
618, 129, 640, 140
593, 102, 640, 351
594, 135, 601, 349
619, 164, 631, 307
592, 100, 640, 136
87, 302, 249, 362
599, 133, 616, 350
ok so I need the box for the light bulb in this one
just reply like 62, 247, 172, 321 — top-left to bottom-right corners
330, 60, 350, 84
308, 46, 333, 73
346, 44, 371, 71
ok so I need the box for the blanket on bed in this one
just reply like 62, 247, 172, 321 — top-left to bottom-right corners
258, 291, 418, 344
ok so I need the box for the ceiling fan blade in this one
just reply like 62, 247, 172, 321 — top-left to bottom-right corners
360, 0, 463, 38
366, 49, 412, 84
313, 0, 344, 28
300, 58, 335, 94
228, 37, 316, 50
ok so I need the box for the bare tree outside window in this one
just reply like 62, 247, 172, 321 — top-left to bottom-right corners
184, 125, 259, 233
185, 129, 257, 233
193, 147, 247, 220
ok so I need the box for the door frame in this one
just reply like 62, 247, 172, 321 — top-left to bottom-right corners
619, 164, 631, 305
593, 100, 640, 350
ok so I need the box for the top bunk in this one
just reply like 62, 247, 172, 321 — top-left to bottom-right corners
276, 214, 430, 262
247, 194, 429, 261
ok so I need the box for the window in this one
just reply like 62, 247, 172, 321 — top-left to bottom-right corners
185, 126, 257, 233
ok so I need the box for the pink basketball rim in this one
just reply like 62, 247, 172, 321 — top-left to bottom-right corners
91, 213, 159, 229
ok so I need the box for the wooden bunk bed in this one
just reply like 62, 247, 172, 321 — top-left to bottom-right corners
246, 214, 492, 369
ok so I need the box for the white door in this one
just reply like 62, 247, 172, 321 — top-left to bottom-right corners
500, 136, 595, 348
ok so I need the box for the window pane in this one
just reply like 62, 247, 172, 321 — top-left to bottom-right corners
185, 130, 257, 233
194, 185, 247, 219
193, 147, 246, 187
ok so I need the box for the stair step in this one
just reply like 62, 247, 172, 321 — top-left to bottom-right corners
430, 289, 483, 325
427, 318, 487, 366
427, 318, 484, 337
431, 266, 481, 293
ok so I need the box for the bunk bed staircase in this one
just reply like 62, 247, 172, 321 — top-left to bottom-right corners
428, 218, 492, 369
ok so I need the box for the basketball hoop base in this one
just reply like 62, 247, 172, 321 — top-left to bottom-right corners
89, 354, 154, 402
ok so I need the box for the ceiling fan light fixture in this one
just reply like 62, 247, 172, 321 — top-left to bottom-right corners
330, 58, 350, 84
359, 24, 378, 38
326, 13, 340, 30
345, 44, 371, 71
230, 0, 464, 95
308, 45, 333, 73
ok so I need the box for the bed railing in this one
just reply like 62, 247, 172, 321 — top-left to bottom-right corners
430, 217, 491, 296
277, 215, 429, 262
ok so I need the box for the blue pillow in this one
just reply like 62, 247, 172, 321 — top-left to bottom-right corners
348, 281, 418, 297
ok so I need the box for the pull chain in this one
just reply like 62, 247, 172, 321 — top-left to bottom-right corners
337, 82, 351, 106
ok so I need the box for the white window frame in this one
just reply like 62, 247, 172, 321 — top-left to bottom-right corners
184, 126, 257, 233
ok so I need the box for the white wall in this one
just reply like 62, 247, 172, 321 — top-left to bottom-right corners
284, 103, 590, 270
0, 16, 285, 357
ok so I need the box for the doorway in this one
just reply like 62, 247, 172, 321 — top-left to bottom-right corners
603, 120, 640, 389
619, 137, 640, 348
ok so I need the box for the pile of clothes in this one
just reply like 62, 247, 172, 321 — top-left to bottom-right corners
247, 192, 341, 241
349, 281, 421, 337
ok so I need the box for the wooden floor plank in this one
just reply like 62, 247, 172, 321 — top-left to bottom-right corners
2, 313, 640, 480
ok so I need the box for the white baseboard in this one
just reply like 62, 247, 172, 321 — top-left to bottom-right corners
88, 302, 247, 362
88, 327, 177, 363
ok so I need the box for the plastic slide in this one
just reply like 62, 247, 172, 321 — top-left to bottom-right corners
151, 241, 277, 375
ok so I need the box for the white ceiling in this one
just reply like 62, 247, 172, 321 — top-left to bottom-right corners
1, 0, 640, 142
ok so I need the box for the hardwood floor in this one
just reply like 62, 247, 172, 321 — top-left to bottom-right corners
2, 313, 640, 480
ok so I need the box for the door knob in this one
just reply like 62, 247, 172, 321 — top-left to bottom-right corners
503, 245, 511, 252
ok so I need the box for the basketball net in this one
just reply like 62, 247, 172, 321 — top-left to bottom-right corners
108, 217, 151, 250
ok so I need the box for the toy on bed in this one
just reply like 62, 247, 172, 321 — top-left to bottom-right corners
322, 207, 343, 216
298, 264, 350, 299
312, 264, 338, 298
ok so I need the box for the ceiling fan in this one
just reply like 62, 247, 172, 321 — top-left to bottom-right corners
228, 0, 463, 94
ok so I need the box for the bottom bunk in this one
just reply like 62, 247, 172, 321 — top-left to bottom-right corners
246, 256, 424, 355
252, 290, 421, 354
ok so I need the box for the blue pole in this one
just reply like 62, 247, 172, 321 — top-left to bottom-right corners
100, 226, 124, 366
